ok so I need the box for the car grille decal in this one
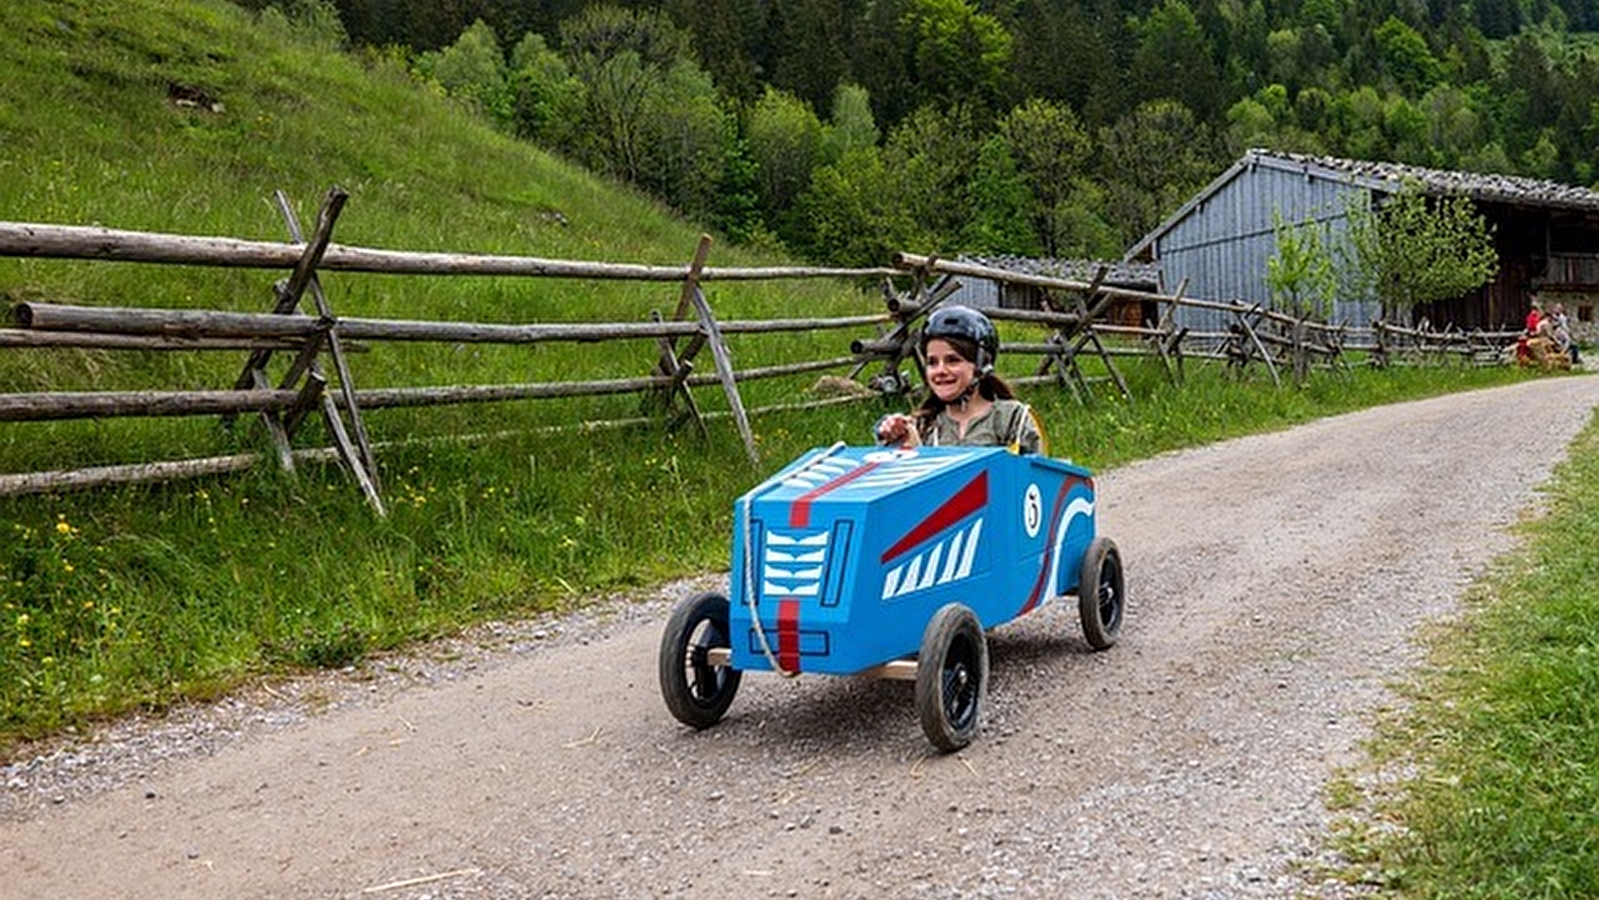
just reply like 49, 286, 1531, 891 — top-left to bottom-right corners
760, 530, 828, 602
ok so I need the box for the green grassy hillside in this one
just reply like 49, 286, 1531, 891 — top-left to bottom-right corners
0, 0, 878, 743
0, 0, 846, 411
0, 0, 1538, 749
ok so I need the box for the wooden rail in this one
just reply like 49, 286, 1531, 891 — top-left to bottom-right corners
3, 191, 1520, 506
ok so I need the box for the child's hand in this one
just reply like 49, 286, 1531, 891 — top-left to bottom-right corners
875, 414, 919, 448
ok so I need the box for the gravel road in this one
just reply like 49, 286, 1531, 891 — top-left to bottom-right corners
5, 376, 1597, 900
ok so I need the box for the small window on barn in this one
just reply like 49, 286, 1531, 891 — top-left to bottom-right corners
1579, 304, 1594, 323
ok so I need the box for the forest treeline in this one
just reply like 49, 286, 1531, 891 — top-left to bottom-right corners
248, 0, 1599, 267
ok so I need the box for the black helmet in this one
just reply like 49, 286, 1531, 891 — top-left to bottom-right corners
922, 305, 998, 374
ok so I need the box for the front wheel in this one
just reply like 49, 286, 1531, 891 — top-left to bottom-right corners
915, 603, 988, 752
1078, 536, 1126, 650
659, 591, 742, 730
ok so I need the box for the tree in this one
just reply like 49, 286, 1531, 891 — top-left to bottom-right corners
826, 82, 879, 160
997, 98, 1092, 257
794, 147, 920, 267
1097, 99, 1224, 248
416, 19, 510, 126
1006, 0, 1103, 115
1341, 185, 1498, 320
507, 32, 585, 145
1266, 211, 1336, 321
898, 0, 1014, 122
1267, 210, 1339, 384
1128, 0, 1225, 122
961, 136, 1039, 255
262, 0, 348, 50
880, 104, 987, 253
661, 0, 764, 105
558, 7, 696, 183
1373, 16, 1441, 95
745, 87, 828, 238
769, 0, 857, 117
635, 60, 737, 224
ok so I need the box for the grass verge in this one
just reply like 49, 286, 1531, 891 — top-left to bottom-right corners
1327, 399, 1599, 899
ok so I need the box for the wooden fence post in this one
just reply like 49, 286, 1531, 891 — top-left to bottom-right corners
647, 235, 757, 466
645, 235, 713, 435
274, 190, 380, 492
686, 282, 758, 466
271, 189, 385, 515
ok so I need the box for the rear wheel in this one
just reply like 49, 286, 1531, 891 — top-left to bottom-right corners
915, 603, 988, 752
659, 592, 742, 729
1078, 537, 1126, 650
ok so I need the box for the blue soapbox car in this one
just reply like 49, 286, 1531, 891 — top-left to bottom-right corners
659, 444, 1125, 751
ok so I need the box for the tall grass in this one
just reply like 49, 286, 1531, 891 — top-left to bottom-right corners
1329, 412, 1599, 899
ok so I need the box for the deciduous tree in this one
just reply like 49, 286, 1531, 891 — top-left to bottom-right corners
1341, 185, 1498, 320
998, 98, 1092, 257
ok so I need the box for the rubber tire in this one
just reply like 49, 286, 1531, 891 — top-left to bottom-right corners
1078, 536, 1126, 650
659, 591, 742, 730
915, 603, 988, 752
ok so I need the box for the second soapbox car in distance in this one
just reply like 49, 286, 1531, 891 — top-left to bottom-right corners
659, 443, 1126, 751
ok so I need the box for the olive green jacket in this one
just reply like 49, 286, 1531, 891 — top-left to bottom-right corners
922, 399, 1044, 455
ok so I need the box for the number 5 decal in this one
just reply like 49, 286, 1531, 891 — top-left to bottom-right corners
1023, 483, 1043, 538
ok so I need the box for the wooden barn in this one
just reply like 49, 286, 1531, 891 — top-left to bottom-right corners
1126, 148, 1599, 335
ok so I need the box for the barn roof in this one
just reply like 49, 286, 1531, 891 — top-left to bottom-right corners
1126, 148, 1599, 262
956, 254, 1160, 287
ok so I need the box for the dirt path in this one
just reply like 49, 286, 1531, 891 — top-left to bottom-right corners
6, 377, 1597, 900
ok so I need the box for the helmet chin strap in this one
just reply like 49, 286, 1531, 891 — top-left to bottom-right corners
954, 378, 981, 408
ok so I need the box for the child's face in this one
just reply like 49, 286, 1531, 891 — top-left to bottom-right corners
925, 338, 978, 403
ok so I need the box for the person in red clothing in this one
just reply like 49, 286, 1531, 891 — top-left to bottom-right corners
1518, 293, 1545, 365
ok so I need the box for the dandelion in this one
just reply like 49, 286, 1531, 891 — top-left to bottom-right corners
56, 520, 73, 536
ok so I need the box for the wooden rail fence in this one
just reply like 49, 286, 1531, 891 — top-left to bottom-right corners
1, 188, 1520, 510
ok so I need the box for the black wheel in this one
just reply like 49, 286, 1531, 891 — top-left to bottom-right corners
915, 603, 988, 752
1078, 536, 1126, 650
659, 591, 742, 730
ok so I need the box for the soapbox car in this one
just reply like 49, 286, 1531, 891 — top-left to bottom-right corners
658, 443, 1125, 751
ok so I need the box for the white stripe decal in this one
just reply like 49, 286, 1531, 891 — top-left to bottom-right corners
766, 548, 826, 563
956, 517, 983, 580
881, 566, 902, 599
765, 565, 823, 581
916, 545, 943, 591
1044, 497, 1096, 596
939, 531, 965, 583
895, 555, 924, 598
